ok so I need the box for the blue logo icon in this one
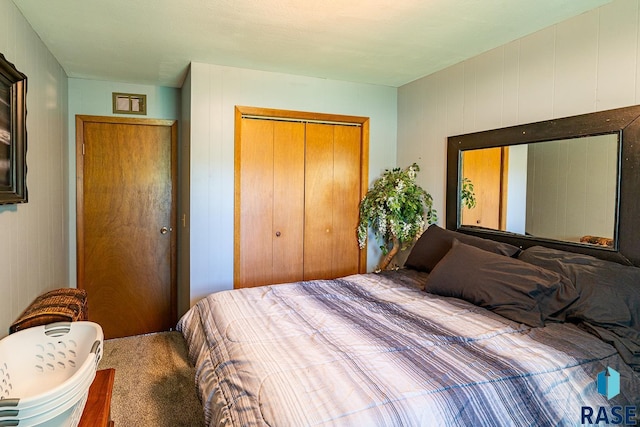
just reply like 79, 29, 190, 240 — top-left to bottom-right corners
597, 367, 620, 400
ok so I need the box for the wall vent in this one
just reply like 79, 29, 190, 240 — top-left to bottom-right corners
112, 92, 147, 115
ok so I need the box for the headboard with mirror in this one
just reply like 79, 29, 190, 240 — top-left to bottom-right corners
446, 105, 640, 267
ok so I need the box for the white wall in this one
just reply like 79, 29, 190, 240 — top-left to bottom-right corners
398, 0, 640, 227
187, 62, 397, 305
66, 78, 181, 287
0, 0, 68, 338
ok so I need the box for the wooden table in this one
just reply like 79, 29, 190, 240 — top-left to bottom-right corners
79, 368, 115, 427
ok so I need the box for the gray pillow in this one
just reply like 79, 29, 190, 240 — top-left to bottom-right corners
518, 246, 640, 329
518, 245, 640, 369
405, 224, 520, 273
425, 241, 578, 327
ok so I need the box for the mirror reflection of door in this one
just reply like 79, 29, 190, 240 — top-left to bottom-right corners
461, 147, 508, 230
458, 134, 618, 245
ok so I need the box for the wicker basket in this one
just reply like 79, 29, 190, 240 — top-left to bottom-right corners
9, 288, 88, 335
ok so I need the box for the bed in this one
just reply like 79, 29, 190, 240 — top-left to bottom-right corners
177, 225, 640, 426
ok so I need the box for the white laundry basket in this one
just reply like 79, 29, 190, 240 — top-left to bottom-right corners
0, 321, 103, 427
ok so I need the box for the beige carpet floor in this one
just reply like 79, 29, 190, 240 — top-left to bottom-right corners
98, 331, 205, 426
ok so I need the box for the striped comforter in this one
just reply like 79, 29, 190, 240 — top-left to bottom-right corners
177, 270, 640, 426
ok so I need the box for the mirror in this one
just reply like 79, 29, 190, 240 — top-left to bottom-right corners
446, 105, 640, 267
459, 134, 619, 247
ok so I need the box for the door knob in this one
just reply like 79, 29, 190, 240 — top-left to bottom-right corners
160, 226, 173, 234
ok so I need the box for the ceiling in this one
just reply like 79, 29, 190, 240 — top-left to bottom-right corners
13, 0, 611, 88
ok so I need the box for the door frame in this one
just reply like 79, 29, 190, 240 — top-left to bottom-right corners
233, 106, 370, 286
75, 115, 178, 323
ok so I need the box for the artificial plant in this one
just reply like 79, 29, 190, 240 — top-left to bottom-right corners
357, 163, 437, 271
460, 177, 477, 210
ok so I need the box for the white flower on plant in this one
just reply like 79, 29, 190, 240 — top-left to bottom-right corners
407, 165, 418, 180
402, 222, 412, 235
378, 211, 387, 236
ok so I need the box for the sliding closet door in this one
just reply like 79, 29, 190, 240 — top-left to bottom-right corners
272, 121, 305, 283
304, 123, 362, 280
235, 106, 369, 289
235, 118, 305, 288
331, 125, 363, 277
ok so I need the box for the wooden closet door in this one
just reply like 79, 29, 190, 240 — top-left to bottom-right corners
304, 123, 362, 280
237, 118, 274, 288
236, 118, 305, 288
272, 121, 305, 284
331, 125, 362, 277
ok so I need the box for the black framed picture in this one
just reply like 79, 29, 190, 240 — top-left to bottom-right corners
0, 53, 27, 204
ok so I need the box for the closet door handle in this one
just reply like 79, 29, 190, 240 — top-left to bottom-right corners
275, 231, 281, 237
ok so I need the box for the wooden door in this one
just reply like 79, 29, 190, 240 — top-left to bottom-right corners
273, 121, 306, 283
77, 116, 177, 339
234, 106, 369, 289
304, 123, 362, 280
235, 118, 305, 288
461, 147, 508, 230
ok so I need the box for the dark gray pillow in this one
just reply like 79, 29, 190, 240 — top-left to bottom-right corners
405, 224, 520, 273
424, 241, 578, 327
518, 246, 640, 369
518, 246, 640, 329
